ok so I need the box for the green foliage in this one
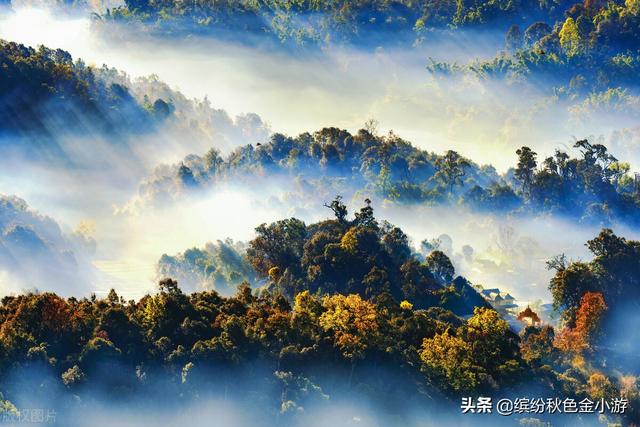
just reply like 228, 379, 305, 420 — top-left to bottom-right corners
424, 250, 455, 283
515, 146, 537, 196
151, 126, 640, 226
246, 199, 483, 312
548, 228, 640, 325
433, 0, 640, 98
0, 277, 511, 418
0, 40, 171, 136
157, 239, 256, 294
420, 307, 523, 394
101, 0, 578, 46
0, 224, 635, 424
433, 150, 471, 194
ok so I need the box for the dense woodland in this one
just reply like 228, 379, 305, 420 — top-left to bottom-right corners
3, 38, 639, 228
2, 4, 640, 423
0, 201, 638, 424
144, 127, 640, 227
95, 0, 640, 104
101, 0, 575, 44
0, 40, 173, 138
431, 0, 640, 98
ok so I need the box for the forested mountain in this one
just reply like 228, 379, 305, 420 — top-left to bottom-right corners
157, 239, 257, 294
0, 40, 170, 138
3, 39, 639, 229
2, 4, 640, 424
0, 203, 638, 425
430, 0, 640, 97
100, 0, 575, 45
95, 0, 640, 105
0, 40, 269, 149
0, 195, 96, 295
139, 127, 640, 227
159, 198, 489, 312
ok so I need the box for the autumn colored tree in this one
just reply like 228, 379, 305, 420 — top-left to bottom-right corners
461, 308, 522, 381
519, 325, 558, 366
559, 17, 586, 57
548, 261, 597, 323
421, 307, 522, 394
555, 291, 607, 354
319, 294, 380, 363
420, 329, 482, 393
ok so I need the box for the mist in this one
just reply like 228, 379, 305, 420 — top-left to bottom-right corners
1, 359, 608, 427
1, 4, 640, 306
3, 5, 640, 171
139, 183, 640, 304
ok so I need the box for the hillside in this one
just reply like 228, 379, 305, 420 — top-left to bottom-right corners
137, 128, 640, 227
0, 204, 638, 425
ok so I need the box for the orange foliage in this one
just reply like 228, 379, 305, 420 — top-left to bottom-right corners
555, 291, 607, 353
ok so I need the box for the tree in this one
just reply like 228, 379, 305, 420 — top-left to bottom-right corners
178, 164, 197, 187
548, 262, 597, 322
420, 329, 481, 394
79, 337, 122, 372
559, 17, 586, 57
159, 277, 181, 294
574, 140, 617, 174
524, 22, 552, 47
382, 226, 412, 264
400, 300, 413, 310
319, 294, 379, 364
61, 365, 86, 388
588, 372, 617, 400
425, 250, 455, 283
95, 307, 144, 359
324, 195, 348, 223
204, 148, 224, 175
519, 325, 557, 366
291, 290, 323, 340
462, 307, 515, 371
515, 146, 537, 197
247, 218, 307, 276
353, 198, 377, 228
152, 99, 172, 119
556, 291, 607, 353
434, 150, 470, 194
573, 292, 607, 348
107, 289, 120, 305
506, 25, 523, 51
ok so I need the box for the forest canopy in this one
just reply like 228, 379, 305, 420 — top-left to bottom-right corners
141, 127, 640, 228
427, 0, 640, 99
1, 1, 639, 424
0, 204, 638, 425
92, 0, 640, 106
0, 39, 174, 139
99, 0, 576, 45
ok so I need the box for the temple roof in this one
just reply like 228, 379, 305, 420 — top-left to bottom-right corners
517, 306, 541, 323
